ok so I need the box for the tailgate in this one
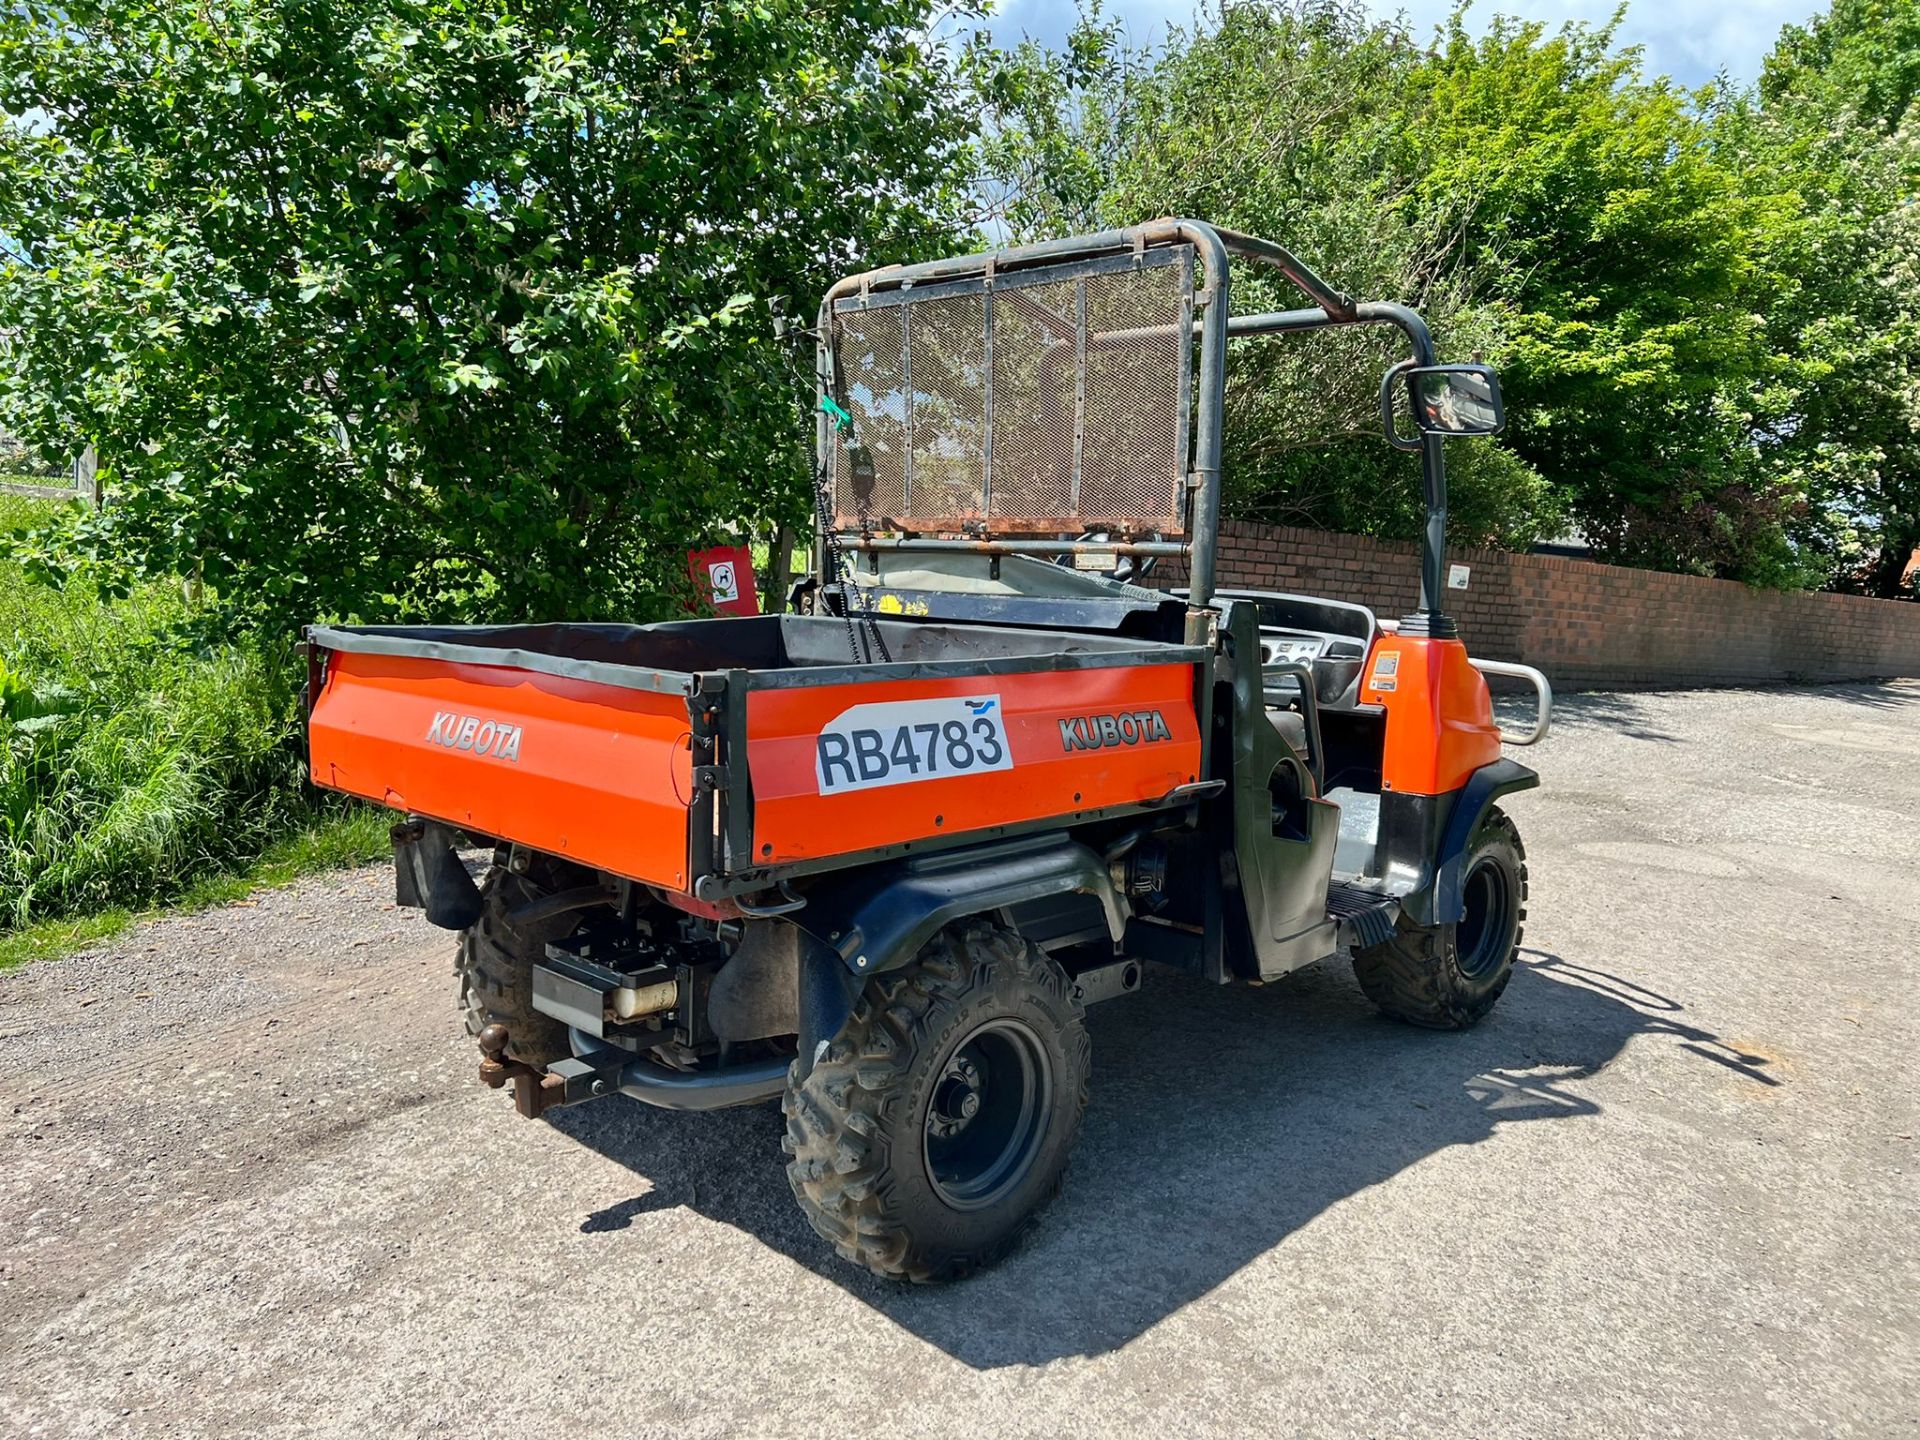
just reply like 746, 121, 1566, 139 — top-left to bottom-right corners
741, 658, 1206, 867
306, 630, 696, 891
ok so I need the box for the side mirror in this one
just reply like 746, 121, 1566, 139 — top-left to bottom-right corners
1381, 362, 1505, 450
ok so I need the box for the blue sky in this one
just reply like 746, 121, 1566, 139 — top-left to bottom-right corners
979, 0, 1817, 90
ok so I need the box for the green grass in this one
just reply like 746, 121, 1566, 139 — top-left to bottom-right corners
0, 907, 130, 972
0, 492, 58, 530
0, 805, 391, 972
1, 494, 390, 945
0, 584, 300, 925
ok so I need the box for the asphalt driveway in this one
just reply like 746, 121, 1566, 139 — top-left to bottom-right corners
2, 682, 1916, 1438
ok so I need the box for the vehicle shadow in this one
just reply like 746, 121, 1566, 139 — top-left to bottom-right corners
1824, 678, 1920, 714
1534, 691, 1686, 744
549, 948, 1768, 1369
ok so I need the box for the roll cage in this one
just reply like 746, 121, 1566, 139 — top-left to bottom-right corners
814, 218, 1466, 639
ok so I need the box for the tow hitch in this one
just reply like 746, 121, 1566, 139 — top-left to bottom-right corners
477, 1024, 569, 1118
476, 1023, 628, 1119
476, 1022, 787, 1117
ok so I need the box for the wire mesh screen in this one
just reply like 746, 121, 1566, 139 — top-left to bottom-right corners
827, 245, 1194, 535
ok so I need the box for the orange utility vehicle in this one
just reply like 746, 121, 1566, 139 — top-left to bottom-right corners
305, 220, 1552, 1282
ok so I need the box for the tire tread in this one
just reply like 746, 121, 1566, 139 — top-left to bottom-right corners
1353, 806, 1529, 1029
782, 920, 1089, 1283
455, 861, 578, 1066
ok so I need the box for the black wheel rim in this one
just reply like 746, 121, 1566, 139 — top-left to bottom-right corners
1456, 856, 1514, 980
923, 1018, 1053, 1212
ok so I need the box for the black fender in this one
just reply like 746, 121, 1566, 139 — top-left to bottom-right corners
787, 834, 1125, 1083
391, 817, 483, 930
1417, 757, 1538, 926
796, 933, 864, 1082
794, 833, 1125, 981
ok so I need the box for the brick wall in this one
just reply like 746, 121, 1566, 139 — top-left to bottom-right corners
1166, 520, 1920, 692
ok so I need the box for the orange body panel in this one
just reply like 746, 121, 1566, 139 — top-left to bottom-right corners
308, 651, 696, 889
744, 663, 1202, 865
1358, 636, 1501, 796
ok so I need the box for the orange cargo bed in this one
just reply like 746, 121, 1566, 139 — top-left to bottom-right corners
305, 616, 1210, 902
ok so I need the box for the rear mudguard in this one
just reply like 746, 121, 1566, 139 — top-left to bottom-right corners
794, 833, 1125, 979
788, 833, 1126, 1080
1397, 756, 1539, 927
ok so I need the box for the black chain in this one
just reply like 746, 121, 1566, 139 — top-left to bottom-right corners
809, 446, 880, 664
784, 323, 890, 665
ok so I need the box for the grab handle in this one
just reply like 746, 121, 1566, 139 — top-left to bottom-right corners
1468, 658, 1553, 745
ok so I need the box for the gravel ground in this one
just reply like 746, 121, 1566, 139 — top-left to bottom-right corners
1, 681, 1916, 1439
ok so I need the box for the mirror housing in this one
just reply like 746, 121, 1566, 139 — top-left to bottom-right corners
1382, 362, 1505, 450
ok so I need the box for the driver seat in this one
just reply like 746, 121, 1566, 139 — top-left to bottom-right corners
1266, 705, 1310, 753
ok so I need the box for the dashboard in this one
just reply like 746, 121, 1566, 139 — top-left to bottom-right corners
1172, 588, 1382, 708
1260, 630, 1363, 668
1233, 592, 1379, 710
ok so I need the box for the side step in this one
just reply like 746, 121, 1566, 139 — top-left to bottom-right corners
1326, 881, 1399, 950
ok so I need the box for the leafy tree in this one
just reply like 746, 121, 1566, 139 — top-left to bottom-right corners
974, 0, 1564, 551
1764, 0, 1920, 131
0, 0, 982, 626
1408, 13, 1809, 582
973, 0, 1920, 589
1742, 0, 1920, 597
971, 2, 1141, 242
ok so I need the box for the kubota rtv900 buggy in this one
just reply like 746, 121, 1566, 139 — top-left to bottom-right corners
305, 220, 1553, 1281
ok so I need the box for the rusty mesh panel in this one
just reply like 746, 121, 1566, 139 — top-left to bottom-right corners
1080, 264, 1190, 529
830, 245, 1192, 534
829, 306, 908, 519
985, 279, 1077, 526
904, 290, 988, 522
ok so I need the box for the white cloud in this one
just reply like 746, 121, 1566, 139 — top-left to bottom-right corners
982, 0, 1820, 89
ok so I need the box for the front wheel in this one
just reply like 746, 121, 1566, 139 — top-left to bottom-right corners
1354, 805, 1528, 1029
782, 919, 1090, 1283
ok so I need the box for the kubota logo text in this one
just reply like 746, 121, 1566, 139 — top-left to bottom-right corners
426, 711, 523, 763
1059, 709, 1173, 751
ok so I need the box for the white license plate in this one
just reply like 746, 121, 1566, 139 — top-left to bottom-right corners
815, 695, 1013, 794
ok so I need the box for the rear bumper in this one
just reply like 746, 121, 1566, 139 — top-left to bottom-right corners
559, 1035, 787, 1112
523, 945, 789, 1112
479, 1024, 787, 1117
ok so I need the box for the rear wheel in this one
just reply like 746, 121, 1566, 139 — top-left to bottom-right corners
456, 856, 586, 1067
1354, 806, 1528, 1029
782, 919, 1090, 1282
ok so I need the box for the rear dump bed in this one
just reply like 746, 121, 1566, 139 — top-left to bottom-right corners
306, 615, 1208, 899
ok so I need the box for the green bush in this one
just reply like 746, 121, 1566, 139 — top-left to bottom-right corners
0, 521, 353, 927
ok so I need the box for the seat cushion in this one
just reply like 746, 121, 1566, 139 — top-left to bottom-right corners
1314, 655, 1365, 707
1265, 706, 1309, 753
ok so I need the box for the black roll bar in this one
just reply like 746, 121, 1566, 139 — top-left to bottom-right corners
816, 219, 1458, 638
1226, 301, 1453, 637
